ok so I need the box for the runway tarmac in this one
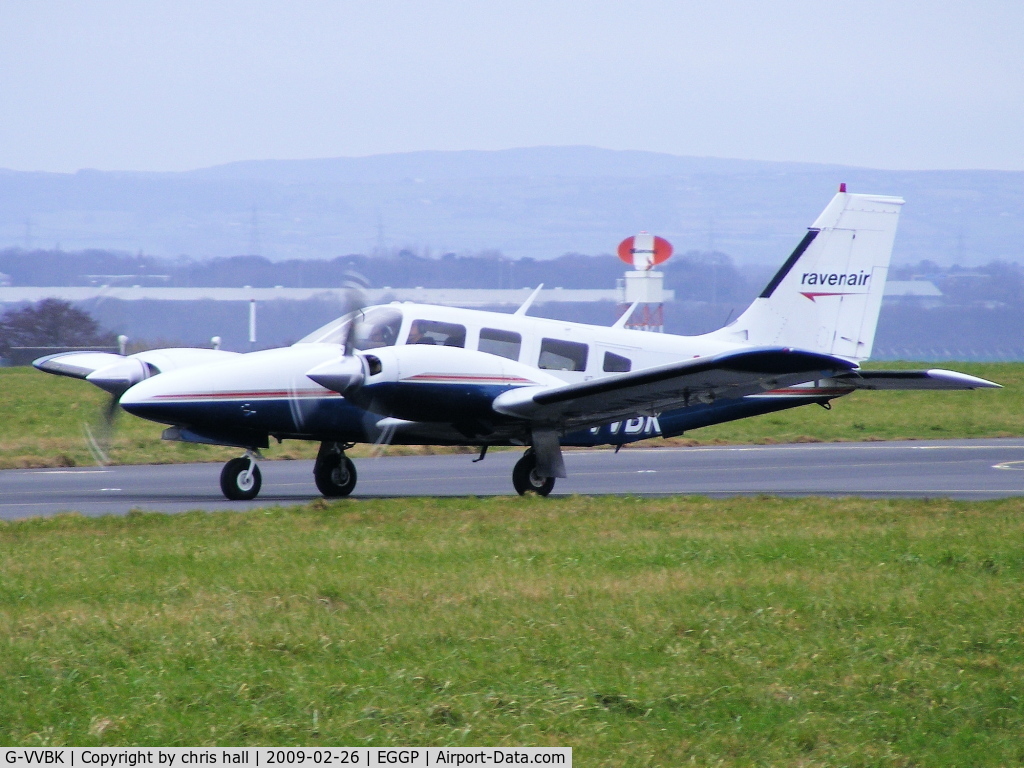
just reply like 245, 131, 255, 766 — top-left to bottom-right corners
3, 439, 1024, 519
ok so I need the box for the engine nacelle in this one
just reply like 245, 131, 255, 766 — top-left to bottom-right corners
317, 345, 561, 423
86, 358, 155, 394
131, 347, 239, 373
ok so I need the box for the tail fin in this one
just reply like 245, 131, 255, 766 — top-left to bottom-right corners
709, 189, 904, 362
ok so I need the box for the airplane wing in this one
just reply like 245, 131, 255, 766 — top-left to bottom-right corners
492, 346, 857, 429
829, 369, 1001, 390
33, 351, 127, 380
34, 348, 241, 393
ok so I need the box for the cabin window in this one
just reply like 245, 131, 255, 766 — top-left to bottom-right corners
478, 328, 521, 360
539, 338, 588, 371
351, 307, 403, 350
407, 319, 466, 347
603, 351, 632, 373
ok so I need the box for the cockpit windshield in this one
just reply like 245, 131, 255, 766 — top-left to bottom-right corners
295, 307, 403, 351
296, 313, 355, 345
349, 307, 403, 350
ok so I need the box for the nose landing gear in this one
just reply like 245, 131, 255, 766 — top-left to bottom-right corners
314, 441, 358, 497
220, 450, 262, 500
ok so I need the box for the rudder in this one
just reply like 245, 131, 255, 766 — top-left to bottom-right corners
709, 189, 904, 362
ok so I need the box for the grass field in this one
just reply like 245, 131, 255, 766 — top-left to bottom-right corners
2, 496, 1023, 763
0, 361, 1019, 469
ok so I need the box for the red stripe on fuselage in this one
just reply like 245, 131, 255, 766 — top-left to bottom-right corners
402, 374, 534, 384
150, 389, 340, 401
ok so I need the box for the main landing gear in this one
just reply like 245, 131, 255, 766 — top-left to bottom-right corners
512, 449, 556, 496
314, 441, 357, 497
220, 450, 262, 501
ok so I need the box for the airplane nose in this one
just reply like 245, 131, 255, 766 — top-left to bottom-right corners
116, 373, 180, 422
306, 356, 365, 394
119, 372, 217, 428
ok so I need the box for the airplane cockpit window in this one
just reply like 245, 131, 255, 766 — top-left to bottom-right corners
538, 338, 588, 372
478, 328, 521, 360
295, 307, 404, 348
406, 319, 466, 347
603, 351, 632, 373
351, 307, 404, 350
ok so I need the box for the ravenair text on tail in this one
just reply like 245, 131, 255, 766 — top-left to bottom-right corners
709, 186, 904, 362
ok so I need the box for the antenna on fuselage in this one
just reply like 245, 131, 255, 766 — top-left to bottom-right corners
514, 283, 544, 316
611, 301, 640, 329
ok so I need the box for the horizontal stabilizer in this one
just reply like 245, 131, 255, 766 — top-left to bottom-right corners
831, 369, 1001, 390
493, 346, 856, 429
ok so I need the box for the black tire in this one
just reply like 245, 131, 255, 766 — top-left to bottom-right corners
314, 453, 357, 497
512, 452, 555, 496
220, 457, 262, 501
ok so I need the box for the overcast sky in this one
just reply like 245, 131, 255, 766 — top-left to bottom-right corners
1, 1, 1022, 173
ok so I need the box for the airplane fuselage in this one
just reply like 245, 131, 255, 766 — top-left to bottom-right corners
44, 189, 991, 500
119, 302, 839, 450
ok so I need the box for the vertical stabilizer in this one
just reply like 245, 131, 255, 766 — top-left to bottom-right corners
709, 190, 904, 361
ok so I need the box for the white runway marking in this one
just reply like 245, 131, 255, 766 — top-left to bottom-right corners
992, 461, 1024, 470
31, 469, 110, 474
625, 442, 1024, 455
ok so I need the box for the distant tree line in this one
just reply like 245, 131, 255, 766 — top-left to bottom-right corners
3, 259, 1024, 362
16, 246, 1024, 309
0, 247, 758, 303
890, 260, 1024, 307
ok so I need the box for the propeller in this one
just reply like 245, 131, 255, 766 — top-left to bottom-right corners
368, 416, 399, 457
81, 358, 152, 466
307, 272, 373, 395
341, 269, 369, 356
82, 394, 119, 466
306, 275, 404, 456
343, 306, 363, 357
265, 272, 372, 437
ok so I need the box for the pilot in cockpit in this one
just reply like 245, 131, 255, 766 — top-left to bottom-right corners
366, 324, 393, 347
407, 321, 435, 344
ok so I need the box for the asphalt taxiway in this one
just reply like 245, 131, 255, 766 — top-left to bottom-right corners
3, 439, 1024, 519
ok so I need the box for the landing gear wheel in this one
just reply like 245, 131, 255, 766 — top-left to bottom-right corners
314, 453, 357, 497
220, 457, 262, 500
512, 451, 555, 497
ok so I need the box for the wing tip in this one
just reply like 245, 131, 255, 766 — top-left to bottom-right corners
925, 369, 1002, 389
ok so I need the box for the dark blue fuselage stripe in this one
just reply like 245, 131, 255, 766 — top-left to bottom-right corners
124, 390, 828, 447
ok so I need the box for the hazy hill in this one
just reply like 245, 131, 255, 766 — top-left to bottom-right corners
0, 147, 1021, 264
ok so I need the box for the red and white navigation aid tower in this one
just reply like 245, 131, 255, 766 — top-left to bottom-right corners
616, 232, 673, 332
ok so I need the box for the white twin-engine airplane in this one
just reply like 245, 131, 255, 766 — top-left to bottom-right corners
35, 189, 999, 499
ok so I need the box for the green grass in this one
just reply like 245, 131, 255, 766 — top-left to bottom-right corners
0, 361, 1018, 469
0, 366, 242, 468
2, 496, 1024, 763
